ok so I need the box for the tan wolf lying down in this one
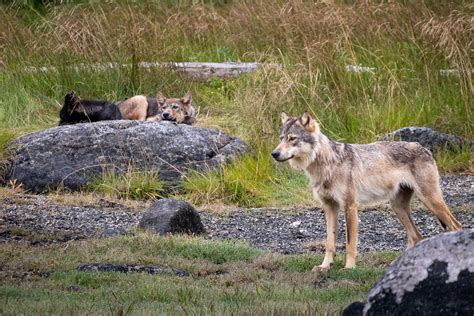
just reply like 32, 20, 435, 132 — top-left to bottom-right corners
117, 91, 196, 124
272, 112, 462, 271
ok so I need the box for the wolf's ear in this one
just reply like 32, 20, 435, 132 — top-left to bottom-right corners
299, 112, 316, 133
182, 91, 192, 104
281, 112, 290, 124
156, 92, 166, 104
65, 91, 80, 105
65, 91, 78, 104
64, 91, 81, 114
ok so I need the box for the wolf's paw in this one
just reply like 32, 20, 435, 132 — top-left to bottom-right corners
311, 265, 330, 273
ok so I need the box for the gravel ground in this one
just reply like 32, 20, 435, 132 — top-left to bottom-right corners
0, 195, 139, 242
0, 175, 472, 253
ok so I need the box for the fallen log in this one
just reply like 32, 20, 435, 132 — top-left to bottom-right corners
21, 61, 262, 81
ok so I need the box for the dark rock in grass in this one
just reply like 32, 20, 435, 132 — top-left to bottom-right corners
77, 263, 189, 277
139, 198, 205, 235
343, 229, 474, 316
342, 302, 365, 316
1, 120, 249, 193
380, 127, 472, 152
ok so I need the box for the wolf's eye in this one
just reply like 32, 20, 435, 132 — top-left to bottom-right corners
287, 135, 297, 142
279, 136, 284, 141
172, 105, 180, 110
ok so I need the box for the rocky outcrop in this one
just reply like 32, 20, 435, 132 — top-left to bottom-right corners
380, 127, 472, 152
77, 263, 189, 277
343, 229, 474, 315
2, 120, 249, 192
138, 199, 205, 235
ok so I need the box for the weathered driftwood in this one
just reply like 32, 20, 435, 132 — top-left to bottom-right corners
19, 61, 471, 79
22, 62, 262, 81
163, 62, 260, 80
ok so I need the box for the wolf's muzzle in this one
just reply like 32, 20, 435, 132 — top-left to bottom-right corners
271, 151, 293, 162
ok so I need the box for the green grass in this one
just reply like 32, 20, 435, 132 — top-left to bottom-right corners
0, 233, 399, 315
0, 1, 472, 206
181, 153, 313, 207
434, 146, 473, 174
88, 167, 166, 200
0, 130, 19, 160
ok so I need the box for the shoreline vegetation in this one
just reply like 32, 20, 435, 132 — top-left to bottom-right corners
0, 1, 473, 314
1, 0, 472, 205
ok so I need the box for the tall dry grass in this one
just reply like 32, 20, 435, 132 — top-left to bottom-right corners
1, 1, 471, 133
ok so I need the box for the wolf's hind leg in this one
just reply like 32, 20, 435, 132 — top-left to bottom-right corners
416, 189, 462, 231
390, 186, 423, 248
313, 201, 339, 272
414, 171, 462, 231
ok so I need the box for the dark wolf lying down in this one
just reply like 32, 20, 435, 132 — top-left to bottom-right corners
58, 91, 121, 125
58, 91, 197, 125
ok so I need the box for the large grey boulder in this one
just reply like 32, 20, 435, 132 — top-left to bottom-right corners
1, 120, 249, 192
380, 127, 472, 152
343, 229, 474, 316
138, 198, 204, 235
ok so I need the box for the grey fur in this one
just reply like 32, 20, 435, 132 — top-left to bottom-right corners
273, 112, 463, 271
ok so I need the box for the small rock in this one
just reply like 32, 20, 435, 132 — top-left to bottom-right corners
77, 263, 189, 277
290, 221, 301, 227
342, 302, 365, 316
138, 198, 205, 235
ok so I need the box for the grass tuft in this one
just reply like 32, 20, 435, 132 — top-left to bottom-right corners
88, 167, 166, 200
182, 153, 313, 207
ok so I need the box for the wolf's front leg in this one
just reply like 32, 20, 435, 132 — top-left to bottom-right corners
344, 202, 358, 269
146, 115, 161, 121
313, 203, 339, 272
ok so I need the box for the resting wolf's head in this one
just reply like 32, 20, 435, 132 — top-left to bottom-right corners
271, 112, 319, 169
156, 91, 195, 123
59, 91, 82, 125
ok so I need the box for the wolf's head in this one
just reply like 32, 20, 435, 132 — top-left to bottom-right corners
271, 112, 319, 169
59, 91, 81, 125
156, 91, 195, 123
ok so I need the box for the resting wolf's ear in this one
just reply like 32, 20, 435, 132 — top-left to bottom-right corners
65, 91, 81, 114
182, 91, 192, 105
65, 91, 80, 104
281, 111, 290, 124
300, 112, 317, 133
156, 92, 166, 104
64, 91, 81, 107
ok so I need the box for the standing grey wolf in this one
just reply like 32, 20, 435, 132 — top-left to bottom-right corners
59, 91, 121, 125
117, 91, 196, 124
271, 112, 462, 271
